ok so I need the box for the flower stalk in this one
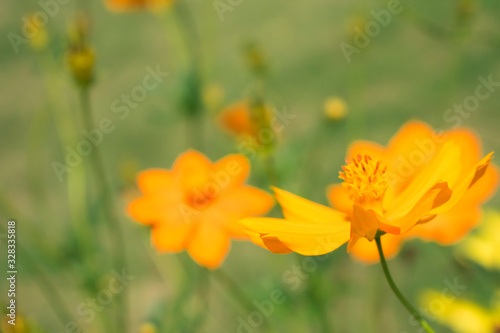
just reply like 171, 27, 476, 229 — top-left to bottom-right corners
79, 87, 128, 333
375, 234, 435, 333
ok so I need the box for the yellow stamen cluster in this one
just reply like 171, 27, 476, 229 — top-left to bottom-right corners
339, 154, 388, 203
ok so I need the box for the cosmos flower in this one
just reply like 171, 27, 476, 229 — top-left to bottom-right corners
127, 150, 274, 268
218, 101, 271, 142
419, 290, 500, 333
104, 0, 174, 12
241, 121, 497, 259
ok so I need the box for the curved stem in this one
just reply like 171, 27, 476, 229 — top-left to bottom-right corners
375, 236, 435, 333
79, 87, 128, 333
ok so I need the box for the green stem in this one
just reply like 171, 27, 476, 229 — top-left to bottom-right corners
212, 269, 277, 333
79, 87, 128, 333
0, 201, 76, 329
375, 236, 435, 333
263, 155, 280, 187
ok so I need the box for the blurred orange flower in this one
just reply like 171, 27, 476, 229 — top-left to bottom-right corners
105, 0, 173, 12
241, 121, 497, 260
219, 100, 271, 143
127, 150, 274, 269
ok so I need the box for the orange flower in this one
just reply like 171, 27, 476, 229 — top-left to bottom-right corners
219, 101, 272, 142
241, 121, 497, 260
127, 150, 274, 268
105, 0, 173, 12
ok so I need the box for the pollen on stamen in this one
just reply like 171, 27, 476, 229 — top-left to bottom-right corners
339, 154, 389, 202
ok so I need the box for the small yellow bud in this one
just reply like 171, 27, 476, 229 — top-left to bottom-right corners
324, 97, 348, 120
139, 323, 157, 333
25, 14, 49, 51
243, 42, 267, 76
457, 0, 476, 22
203, 83, 225, 111
346, 15, 368, 40
67, 46, 95, 87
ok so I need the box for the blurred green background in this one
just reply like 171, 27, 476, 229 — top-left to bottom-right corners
1, 0, 500, 332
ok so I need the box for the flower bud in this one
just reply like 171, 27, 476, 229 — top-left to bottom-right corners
324, 96, 348, 121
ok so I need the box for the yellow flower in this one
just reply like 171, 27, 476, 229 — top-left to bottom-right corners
458, 210, 500, 270
420, 290, 500, 333
127, 150, 274, 268
241, 121, 496, 258
324, 96, 348, 120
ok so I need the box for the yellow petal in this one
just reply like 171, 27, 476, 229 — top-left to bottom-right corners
173, 150, 212, 190
151, 221, 193, 252
386, 182, 452, 234
241, 217, 350, 255
210, 154, 251, 190
326, 184, 353, 214
385, 141, 460, 219
272, 187, 348, 225
431, 152, 494, 215
245, 228, 292, 254
208, 186, 274, 239
187, 218, 231, 269
137, 169, 178, 195
127, 195, 183, 225
350, 233, 403, 264
348, 204, 380, 252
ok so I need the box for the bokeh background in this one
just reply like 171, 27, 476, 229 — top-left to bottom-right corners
1, 0, 500, 332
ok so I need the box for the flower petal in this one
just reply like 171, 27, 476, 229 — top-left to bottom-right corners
385, 141, 461, 219
326, 184, 353, 214
408, 164, 499, 244
350, 233, 403, 264
385, 181, 452, 234
187, 218, 231, 269
348, 205, 380, 251
244, 229, 292, 254
272, 187, 348, 225
347, 141, 387, 162
209, 186, 274, 238
151, 221, 193, 252
137, 169, 178, 195
173, 150, 212, 190
241, 217, 350, 255
211, 154, 251, 191
127, 195, 182, 225
430, 152, 494, 215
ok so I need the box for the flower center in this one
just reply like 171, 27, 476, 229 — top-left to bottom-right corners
339, 154, 388, 205
185, 187, 218, 210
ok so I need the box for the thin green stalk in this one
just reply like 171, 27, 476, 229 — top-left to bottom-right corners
78, 87, 128, 333
375, 236, 435, 333
188, 267, 210, 333
172, 0, 205, 149
212, 269, 277, 333
0, 202, 75, 328
263, 155, 280, 187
